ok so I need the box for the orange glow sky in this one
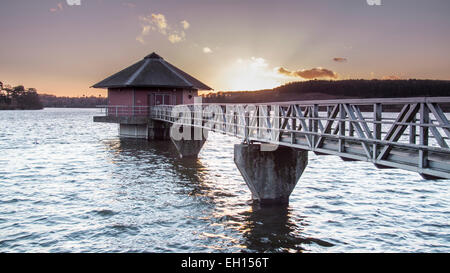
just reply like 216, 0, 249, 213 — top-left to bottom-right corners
0, 0, 449, 96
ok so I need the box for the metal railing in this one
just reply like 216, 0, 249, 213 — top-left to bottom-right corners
147, 97, 450, 179
97, 105, 151, 117
95, 98, 450, 178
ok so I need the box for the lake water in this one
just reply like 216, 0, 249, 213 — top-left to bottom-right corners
0, 108, 448, 252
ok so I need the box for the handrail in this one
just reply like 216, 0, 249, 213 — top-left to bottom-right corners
94, 97, 450, 178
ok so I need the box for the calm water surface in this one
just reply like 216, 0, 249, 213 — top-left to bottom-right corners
0, 108, 448, 252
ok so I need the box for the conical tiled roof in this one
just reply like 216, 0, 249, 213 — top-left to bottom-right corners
92, 52, 212, 90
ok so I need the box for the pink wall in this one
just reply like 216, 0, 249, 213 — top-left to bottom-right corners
108, 88, 133, 106
108, 88, 198, 116
107, 88, 133, 116
183, 89, 198, 105
176, 91, 182, 104
134, 91, 148, 107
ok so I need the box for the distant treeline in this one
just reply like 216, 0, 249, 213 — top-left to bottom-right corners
0, 85, 43, 110
202, 80, 450, 103
1, 82, 107, 109
39, 94, 107, 108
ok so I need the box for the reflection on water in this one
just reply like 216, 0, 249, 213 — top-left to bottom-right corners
0, 109, 449, 253
103, 138, 327, 252
239, 205, 334, 253
106, 139, 215, 200
239, 205, 307, 252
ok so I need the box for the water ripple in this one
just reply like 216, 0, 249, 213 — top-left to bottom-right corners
0, 109, 448, 252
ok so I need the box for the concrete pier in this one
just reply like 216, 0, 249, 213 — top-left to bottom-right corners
170, 127, 207, 158
148, 120, 171, 140
171, 138, 206, 158
234, 144, 308, 205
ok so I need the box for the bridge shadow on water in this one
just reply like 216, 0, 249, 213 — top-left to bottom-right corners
237, 204, 334, 253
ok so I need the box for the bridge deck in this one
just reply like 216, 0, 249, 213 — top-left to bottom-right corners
96, 97, 450, 179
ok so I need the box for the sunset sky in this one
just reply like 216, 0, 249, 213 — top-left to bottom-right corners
0, 0, 449, 96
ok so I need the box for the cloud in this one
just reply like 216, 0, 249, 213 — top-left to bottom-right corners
50, 2, 63, 13
137, 13, 188, 44
203, 47, 212, 54
248, 57, 268, 69
276, 67, 291, 75
333, 57, 348, 63
168, 33, 183, 43
123, 2, 136, 9
181, 20, 190, 30
222, 57, 340, 90
152, 14, 168, 33
136, 36, 145, 44
276, 67, 339, 79
141, 25, 151, 35
141, 13, 167, 34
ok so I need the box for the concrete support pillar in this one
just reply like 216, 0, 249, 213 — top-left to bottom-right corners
234, 144, 308, 205
148, 120, 171, 140
170, 127, 207, 158
171, 138, 206, 158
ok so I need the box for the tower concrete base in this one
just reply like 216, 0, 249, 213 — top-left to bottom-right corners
119, 124, 148, 139
118, 120, 171, 140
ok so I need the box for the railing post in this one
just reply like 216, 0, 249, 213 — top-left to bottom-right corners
410, 117, 416, 144
308, 106, 313, 144
419, 103, 429, 169
339, 104, 346, 153
312, 104, 319, 148
373, 103, 382, 159
245, 110, 249, 142
291, 105, 297, 144
191, 105, 194, 129
234, 111, 237, 137
256, 107, 259, 139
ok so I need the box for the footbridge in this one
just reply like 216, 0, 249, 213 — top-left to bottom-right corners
95, 97, 450, 205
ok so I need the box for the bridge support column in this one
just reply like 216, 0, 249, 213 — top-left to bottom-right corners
148, 120, 171, 140
234, 144, 308, 205
170, 127, 207, 158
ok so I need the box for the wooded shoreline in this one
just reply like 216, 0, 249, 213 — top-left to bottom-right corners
202, 79, 450, 104
1, 79, 449, 110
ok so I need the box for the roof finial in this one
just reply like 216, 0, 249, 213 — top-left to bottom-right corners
145, 52, 163, 59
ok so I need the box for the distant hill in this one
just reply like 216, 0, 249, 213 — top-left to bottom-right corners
202, 79, 450, 103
